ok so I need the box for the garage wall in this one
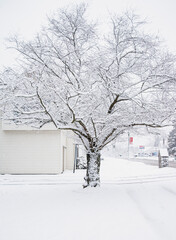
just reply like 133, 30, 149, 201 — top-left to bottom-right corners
60, 130, 75, 172
0, 123, 62, 174
66, 135, 75, 170
0, 116, 76, 174
0, 120, 3, 168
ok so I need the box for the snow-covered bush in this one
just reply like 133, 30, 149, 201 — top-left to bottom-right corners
76, 157, 87, 169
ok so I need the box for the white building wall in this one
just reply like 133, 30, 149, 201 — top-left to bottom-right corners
66, 135, 75, 170
0, 120, 3, 168
0, 124, 62, 174
60, 130, 67, 173
60, 130, 75, 171
0, 118, 75, 174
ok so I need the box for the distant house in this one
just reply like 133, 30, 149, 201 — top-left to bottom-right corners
0, 118, 75, 174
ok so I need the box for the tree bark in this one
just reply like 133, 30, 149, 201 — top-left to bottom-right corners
83, 151, 101, 188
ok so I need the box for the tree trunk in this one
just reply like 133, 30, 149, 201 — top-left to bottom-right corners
83, 151, 101, 188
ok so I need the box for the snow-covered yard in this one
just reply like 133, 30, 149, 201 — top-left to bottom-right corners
1, 158, 176, 240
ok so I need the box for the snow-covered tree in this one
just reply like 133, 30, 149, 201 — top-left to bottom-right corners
168, 126, 176, 156
0, 73, 7, 110
1, 4, 176, 187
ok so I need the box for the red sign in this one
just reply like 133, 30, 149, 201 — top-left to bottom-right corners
129, 137, 133, 144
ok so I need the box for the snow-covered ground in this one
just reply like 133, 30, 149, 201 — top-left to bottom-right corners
1, 158, 176, 240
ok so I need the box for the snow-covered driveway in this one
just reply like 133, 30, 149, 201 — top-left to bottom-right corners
0, 158, 176, 240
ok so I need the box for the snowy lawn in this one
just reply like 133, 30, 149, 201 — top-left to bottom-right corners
1, 158, 176, 240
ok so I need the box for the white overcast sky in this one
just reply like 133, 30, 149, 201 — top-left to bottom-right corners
1, 0, 176, 70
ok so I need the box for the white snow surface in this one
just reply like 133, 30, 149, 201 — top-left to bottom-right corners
1, 158, 176, 240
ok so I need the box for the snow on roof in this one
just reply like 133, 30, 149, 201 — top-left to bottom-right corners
159, 148, 169, 157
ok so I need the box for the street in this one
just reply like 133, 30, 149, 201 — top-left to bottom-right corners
130, 158, 176, 168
